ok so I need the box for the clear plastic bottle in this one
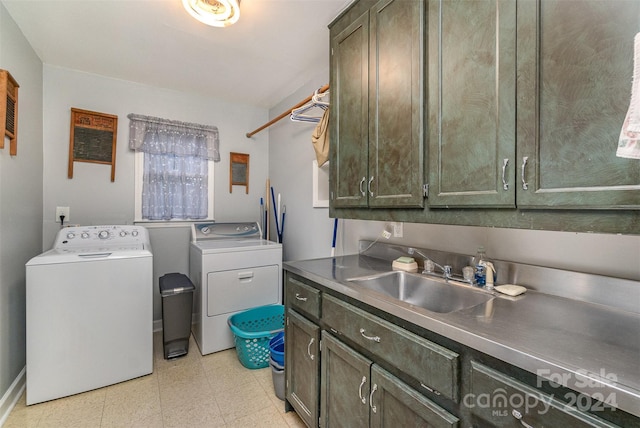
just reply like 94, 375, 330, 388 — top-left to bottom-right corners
473, 246, 487, 286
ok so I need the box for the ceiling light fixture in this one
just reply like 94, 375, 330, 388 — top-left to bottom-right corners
182, 0, 241, 28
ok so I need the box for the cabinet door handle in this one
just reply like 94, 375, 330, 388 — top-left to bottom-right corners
369, 383, 378, 413
358, 376, 367, 404
367, 176, 374, 197
295, 293, 307, 302
512, 409, 535, 428
502, 158, 509, 191
521, 156, 529, 190
359, 328, 381, 342
359, 177, 366, 197
307, 338, 315, 360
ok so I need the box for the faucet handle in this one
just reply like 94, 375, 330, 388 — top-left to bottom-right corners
443, 265, 452, 278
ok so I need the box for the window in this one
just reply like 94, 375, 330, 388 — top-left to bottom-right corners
129, 114, 219, 221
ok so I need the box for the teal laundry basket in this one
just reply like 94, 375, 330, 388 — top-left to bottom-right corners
228, 304, 284, 369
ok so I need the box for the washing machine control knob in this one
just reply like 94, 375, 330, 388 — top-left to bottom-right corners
81, 232, 90, 239
98, 230, 110, 239
119, 231, 127, 237
66, 232, 75, 239
131, 230, 139, 237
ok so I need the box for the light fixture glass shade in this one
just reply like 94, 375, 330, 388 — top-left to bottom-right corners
182, 0, 241, 28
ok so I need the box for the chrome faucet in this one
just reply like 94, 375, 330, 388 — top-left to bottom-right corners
407, 248, 452, 280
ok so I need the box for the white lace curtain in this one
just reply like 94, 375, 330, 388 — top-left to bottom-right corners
128, 114, 220, 220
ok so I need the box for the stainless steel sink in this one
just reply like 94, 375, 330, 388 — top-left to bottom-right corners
347, 270, 493, 313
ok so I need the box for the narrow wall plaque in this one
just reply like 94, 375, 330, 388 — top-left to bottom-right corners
230, 152, 249, 193
0, 69, 19, 156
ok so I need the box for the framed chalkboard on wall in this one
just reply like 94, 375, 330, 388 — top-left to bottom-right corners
68, 108, 118, 181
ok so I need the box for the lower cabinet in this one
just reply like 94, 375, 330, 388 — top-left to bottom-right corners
285, 309, 321, 428
320, 331, 459, 428
284, 272, 636, 427
468, 362, 618, 428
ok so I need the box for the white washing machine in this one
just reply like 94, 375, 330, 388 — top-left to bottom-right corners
189, 222, 282, 355
25, 225, 153, 405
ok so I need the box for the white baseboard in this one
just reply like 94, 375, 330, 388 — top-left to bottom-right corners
0, 367, 26, 427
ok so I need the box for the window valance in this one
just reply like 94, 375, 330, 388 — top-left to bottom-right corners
128, 113, 220, 162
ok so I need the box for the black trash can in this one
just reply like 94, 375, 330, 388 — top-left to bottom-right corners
159, 273, 195, 359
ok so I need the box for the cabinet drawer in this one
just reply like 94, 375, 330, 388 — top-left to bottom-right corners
286, 275, 321, 319
469, 362, 617, 427
322, 294, 459, 401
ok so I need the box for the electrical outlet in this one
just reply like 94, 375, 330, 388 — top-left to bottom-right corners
393, 222, 403, 238
55, 206, 70, 223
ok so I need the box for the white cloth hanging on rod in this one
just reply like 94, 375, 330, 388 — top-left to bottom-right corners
617, 32, 640, 159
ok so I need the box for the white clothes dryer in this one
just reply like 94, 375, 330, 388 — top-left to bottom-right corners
26, 225, 153, 405
189, 222, 282, 355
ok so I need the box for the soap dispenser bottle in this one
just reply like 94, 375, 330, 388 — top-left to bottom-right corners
473, 246, 487, 286
473, 246, 496, 289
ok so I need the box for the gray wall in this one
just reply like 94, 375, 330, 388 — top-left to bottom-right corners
42, 65, 270, 248
268, 69, 337, 261
41, 66, 272, 322
0, 1, 43, 416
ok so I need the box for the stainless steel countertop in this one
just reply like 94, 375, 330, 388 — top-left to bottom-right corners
284, 254, 640, 418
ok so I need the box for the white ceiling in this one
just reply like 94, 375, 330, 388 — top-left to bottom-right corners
2, 0, 351, 109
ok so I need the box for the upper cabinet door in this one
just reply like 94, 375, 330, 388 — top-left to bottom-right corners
427, 0, 517, 208
331, 10, 370, 208
368, 0, 425, 208
517, 0, 640, 209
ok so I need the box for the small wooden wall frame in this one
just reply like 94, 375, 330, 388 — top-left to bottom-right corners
0, 69, 19, 156
229, 152, 250, 193
68, 108, 118, 182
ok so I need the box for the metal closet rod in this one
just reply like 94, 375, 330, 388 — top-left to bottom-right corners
246, 84, 329, 138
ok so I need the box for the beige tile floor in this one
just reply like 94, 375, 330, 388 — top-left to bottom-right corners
4, 332, 304, 428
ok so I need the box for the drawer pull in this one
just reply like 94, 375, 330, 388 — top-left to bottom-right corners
295, 293, 308, 302
512, 409, 534, 428
307, 338, 315, 360
359, 328, 380, 343
237, 271, 254, 280
420, 382, 441, 396
369, 383, 378, 413
358, 376, 367, 404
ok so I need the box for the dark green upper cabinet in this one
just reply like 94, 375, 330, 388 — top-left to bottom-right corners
427, 0, 517, 208
332, 9, 369, 208
329, 0, 639, 233
368, 0, 424, 208
517, 0, 640, 209
331, 0, 425, 209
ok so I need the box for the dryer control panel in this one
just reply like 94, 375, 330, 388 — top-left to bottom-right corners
191, 222, 261, 242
